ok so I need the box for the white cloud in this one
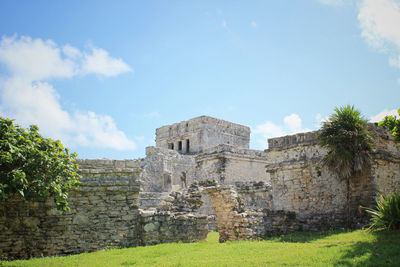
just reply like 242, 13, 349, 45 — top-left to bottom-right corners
358, 0, 400, 71
253, 114, 311, 149
358, 0, 400, 49
315, 113, 329, 128
253, 121, 286, 148
251, 21, 258, 28
370, 109, 399, 122
0, 35, 135, 151
0, 35, 76, 80
0, 35, 132, 80
82, 47, 132, 77
73, 111, 135, 150
284, 114, 303, 133
317, 0, 344, 6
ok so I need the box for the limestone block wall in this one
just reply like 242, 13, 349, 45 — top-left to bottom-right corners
266, 125, 400, 229
156, 116, 250, 153
140, 147, 196, 193
195, 145, 269, 185
0, 159, 142, 260
266, 132, 364, 229
369, 124, 400, 196
140, 210, 208, 245
158, 181, 300, 241
1, 159, 212, 260
193, 145, 269, 227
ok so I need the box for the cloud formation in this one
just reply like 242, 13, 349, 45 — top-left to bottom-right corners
0, 35, 135, 151
358, 0, 400, 71
253, 114, 311, 148
370, 108, 399, 122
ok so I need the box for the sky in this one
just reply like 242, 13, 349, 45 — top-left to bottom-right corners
0, 0, 399, 159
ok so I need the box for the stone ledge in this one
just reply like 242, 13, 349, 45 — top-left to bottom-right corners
196, 144, 268, 161
267, 131, 320, 151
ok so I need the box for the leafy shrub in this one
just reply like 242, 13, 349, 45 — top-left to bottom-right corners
0, 117, 80, 211
378, 109, 400, 143
364, 192, 400, 231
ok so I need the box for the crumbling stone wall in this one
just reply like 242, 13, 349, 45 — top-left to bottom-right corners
0, 159, 142, 260
2, 118, 399, 260
370, 124, 400, 196
140, 147, 196, 193
0, 159, 208, 260
158, 181, 299, 242
266, 124, 400, 229
139, 210, 208, 245
195, 144, 269, 185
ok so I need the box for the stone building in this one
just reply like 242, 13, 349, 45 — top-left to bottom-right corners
155, 116, 250, 154
1, 115, 400, 259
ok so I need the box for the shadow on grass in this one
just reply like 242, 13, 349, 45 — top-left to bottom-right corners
333, 230, 400, 266
263, 229, 400, 265
263, 229, 352, 243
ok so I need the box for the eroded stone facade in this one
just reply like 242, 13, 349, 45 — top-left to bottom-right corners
156, 116, 250, 154
1, 116, 399, 260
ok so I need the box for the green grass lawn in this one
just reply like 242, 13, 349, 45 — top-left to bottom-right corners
2, 230, 400, 266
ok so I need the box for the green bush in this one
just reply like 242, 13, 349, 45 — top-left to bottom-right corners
364, 192, 400, 231
0, 117, 80, 211
378, 109, 400, 143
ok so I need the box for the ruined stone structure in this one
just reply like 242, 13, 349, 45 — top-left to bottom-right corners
156, 116, 250, 154
1, 115, 399, 259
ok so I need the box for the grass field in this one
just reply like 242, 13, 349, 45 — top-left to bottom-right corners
2, 230, 400, 266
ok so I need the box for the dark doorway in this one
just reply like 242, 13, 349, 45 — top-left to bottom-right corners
178, 141, 182, 151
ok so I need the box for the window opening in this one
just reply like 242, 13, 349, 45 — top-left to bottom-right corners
186, 139, 190, 153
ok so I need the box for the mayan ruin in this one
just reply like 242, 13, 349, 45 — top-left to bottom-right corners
1, 115, 399, 259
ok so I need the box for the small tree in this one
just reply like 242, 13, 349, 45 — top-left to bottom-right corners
378, 109, 400, 143
0, 117, 80, 211
318, 105, 372, 227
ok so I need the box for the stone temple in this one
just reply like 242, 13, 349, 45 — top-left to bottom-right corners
156, 116, 250, 153
1, 115, 400, 259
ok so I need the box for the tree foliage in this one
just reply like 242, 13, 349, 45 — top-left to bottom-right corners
318, 105, 372, 179
378, 109, 400, 143
0, 117, 80, 211
318, 105, 373, 227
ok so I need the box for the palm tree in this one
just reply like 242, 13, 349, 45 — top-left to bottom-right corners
318, 105, 372, 227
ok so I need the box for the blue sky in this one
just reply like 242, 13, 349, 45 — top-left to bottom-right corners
0, 0, 399, 159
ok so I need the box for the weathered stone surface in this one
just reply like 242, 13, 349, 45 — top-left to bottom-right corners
1, 117, 399, 260
140, 147, 196, 192
156, 116, 250, 154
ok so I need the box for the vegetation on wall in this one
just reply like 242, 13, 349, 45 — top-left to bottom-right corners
318, 105, 373, 227
378, 109, 400, 143
0, 117, 80, 211
361, 109, 400, 232
364, 192, 400, 232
